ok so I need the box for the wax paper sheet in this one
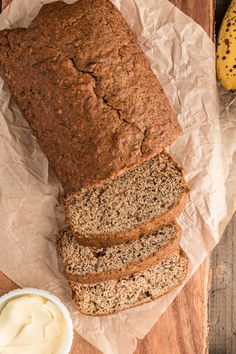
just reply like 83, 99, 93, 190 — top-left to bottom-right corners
0, 1, 235, 353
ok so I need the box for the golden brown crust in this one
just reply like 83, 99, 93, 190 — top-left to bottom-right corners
59, 221, 181, 283
69, 248, 189, 316
0, 0, 181, 192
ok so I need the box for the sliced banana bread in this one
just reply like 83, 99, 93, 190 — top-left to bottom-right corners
62, 152, 188, 247
0, 0, 181, 192
69, 247, 189, 316
56, 222, 180, 283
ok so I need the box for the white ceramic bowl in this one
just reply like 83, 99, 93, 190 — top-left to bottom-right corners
0, 288, 74, 354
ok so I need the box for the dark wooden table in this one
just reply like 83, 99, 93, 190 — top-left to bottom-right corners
208, 2, 236, 354
209, 215, 236, 354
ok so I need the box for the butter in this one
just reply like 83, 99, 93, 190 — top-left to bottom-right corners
0, 294, 66, 354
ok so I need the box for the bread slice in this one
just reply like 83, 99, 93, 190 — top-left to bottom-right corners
69, 247, 189, 316
62, 152, 188, 247
56, 222, 180, 283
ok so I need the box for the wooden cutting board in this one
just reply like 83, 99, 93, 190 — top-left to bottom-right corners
0, 0, 214, 353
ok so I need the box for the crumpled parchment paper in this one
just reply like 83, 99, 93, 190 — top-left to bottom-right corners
0, 1, 235, 353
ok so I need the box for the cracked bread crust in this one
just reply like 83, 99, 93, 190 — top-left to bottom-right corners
0, 0, 181, 191
56, 222, 181, 283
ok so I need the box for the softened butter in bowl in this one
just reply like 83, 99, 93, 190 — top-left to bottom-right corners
0, 288, 74, 354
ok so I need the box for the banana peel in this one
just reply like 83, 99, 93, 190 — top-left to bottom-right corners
217, 0, 236, 90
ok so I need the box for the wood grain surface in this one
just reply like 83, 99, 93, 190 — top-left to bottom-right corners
0, 259, 210, 354
209, 214, 236, 354
0, 0, 213, 353
209, 2, 236, 353
170, 0, 214, 37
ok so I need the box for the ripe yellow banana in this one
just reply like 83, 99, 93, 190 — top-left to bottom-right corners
217, 0, 236, 90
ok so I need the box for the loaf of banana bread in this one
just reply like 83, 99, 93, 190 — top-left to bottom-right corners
0, 0, 181, 191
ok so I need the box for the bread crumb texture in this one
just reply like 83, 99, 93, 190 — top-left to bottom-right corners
63, 153, 187, 236
69, 249, 188, 315
57, 223, 178, 276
